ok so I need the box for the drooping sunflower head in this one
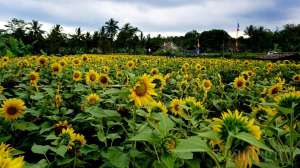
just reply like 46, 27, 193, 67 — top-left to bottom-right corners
169, 98, 185, 117
130, 74, 157, 107
99, 74, 109, 85
233, 76, 246, 90
179, 80, 189, 91
0, 98, 26, 121
150, 101, 168, 113
29, 71, 40, 86
86, 93, 100, 105
213, 110, 261, 141
86, 70, 99, 85
55, 94, 62, 108
152, 74, 166, 90
0, 143, 24, 168
275, 91, 300, 116
72, 133, 87, 147
212, 110, 261, 168
51, 63, 62, 74
73, 70, 82, 81
203, 79, 212, 91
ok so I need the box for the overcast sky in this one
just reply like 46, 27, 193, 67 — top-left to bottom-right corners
0, 0, 299, 37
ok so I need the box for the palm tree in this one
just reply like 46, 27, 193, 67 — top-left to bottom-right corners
27, 20, 45, 54
104, 18, 119, 52
28, 20, 45, 39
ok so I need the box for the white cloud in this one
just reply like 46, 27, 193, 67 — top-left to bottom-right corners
0, 0, 299, 37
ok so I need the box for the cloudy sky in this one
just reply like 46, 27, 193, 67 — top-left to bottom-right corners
0, 0, 299, 37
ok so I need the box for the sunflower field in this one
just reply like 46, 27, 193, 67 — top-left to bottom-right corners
0, 55, 300, 168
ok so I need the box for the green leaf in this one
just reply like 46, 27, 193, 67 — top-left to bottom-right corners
172, 136, 210, 153
50, 145, 67, 157
232, 132, 273, 152
45, 134, 58, 140
101, 147, 129, 168
129, 125, 159, 144
24, 159, 48, 168
30, 92, 44, 100
197, 131, 219, 140
31, 144, 50, 154
14, 121, 39, 131
85, 107, 120, 118
157, 113, 174, 137
43, 87, 55, 97
80, 144, 99, 155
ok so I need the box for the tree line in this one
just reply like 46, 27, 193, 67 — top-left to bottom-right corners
1, 18, 300, 57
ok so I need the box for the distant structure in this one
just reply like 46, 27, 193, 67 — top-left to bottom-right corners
163, 41, 178, 51
235, 22, 240, 52
260, 53, 300, 60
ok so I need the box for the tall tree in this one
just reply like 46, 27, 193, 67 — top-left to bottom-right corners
104, 18, 119, 52
27, 20, 45, 54
244, 25, 273, 52
115, 23, 139, 53
4, 18, 28, 42
47, 24, 66, 55
199, 29, 230, 52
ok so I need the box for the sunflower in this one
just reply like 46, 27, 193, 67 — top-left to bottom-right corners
212, 110, 261, 168
126, 60, 135, 69
73, 58, 81, 66
102, 66, 109, 73
203, 79, 212, 92
152, 74, 166, 90
38, 56, 47, 66
54, 120, 71, 133
86, 93, 100, 105
55, 94, 62, 108
195, 63, 202, 71
150, 101, 168, 113
150, 68, 159, 76
99, 74, 109, 85
233, 76, 246, 90
29, 71, 40, 86
268, 83, 283, 96
60, 128, 76, 150
73, 70, 82, 81
274, 91, 300, 117
0, 98, 26, 121
2, 56, 9, 62
59, 60, 67, 67
51, 63, 62, 74
72, 133, 87, 147
169, 98, 185, 117
293, 74, 300, 82
82, 55, 89, 62
0, 143, 24, 168
86, 70, 99, 86
130, 74, 157, 107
